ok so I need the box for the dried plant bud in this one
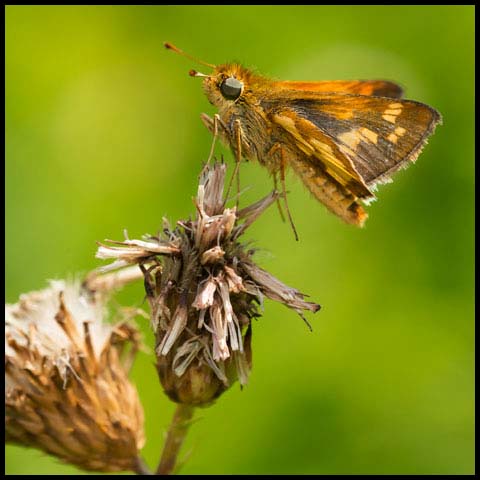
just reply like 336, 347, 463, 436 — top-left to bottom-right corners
97, 162, 320, 407
5, 279, 145, 472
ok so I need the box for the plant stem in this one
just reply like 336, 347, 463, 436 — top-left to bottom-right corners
156, 403, 195, 475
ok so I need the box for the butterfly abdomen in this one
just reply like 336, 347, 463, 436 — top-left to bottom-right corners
288, 153, 368, 226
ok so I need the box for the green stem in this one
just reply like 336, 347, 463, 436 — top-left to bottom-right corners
156, 403, 195, 475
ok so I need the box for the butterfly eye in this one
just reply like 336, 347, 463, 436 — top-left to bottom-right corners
220, 77, 243, 100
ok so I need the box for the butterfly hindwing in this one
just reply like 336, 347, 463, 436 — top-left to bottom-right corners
272, 108, 373, 198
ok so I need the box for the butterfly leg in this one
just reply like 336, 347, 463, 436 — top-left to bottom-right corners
279, 148, 299, 241
225, 118, 243, 208
267, 143, 288, 223
272, 172, 286, 222
205, 113, 222, 165
200, 114, 229, 179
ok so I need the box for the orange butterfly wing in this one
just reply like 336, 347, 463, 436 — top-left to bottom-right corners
266, 92, 441, 225
273, 80, 403, 98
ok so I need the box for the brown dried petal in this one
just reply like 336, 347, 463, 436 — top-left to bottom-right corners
242, 262, 320, 314
96, 239, 179, 273
224, 265, 246, 293
193, 278, 217, 310
199, 162, 227, 216
157, 301, 189, 356
233, 190, 279, 239
201, 245, 225, 265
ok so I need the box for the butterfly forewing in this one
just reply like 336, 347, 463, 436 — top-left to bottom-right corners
273, 80, 404, 99
267, 93, 441, 191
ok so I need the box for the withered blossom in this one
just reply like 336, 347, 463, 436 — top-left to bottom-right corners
97, 162, 320, 406
5, 276, 146, 473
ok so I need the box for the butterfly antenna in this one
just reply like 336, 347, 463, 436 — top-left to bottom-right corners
164, 42, 216, 69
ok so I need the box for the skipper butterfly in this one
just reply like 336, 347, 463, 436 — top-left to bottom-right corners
165, 43, 442, 237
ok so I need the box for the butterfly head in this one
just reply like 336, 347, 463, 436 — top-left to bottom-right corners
192, 64, 253, 109
164, 43, 254, 109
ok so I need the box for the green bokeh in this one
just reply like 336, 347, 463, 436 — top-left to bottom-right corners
5, 5, 474, 475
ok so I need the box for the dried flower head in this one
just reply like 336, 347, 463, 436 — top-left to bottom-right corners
5, 276, 145, 472
97, 162, 320, 406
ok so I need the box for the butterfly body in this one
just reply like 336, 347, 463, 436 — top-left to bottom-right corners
164, 43, 442, 226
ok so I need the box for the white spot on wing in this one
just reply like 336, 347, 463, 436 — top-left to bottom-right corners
387, 133, 398, 144
338, 130, 361, 150
382, 114, 397, 123
359, 128, 378, 144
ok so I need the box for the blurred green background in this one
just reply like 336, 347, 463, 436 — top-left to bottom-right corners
5, 5, 474, 475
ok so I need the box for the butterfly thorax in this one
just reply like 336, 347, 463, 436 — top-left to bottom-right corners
202, 64, 282, 171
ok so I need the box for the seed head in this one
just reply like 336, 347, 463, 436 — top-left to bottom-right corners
5, 279, 145, 472
97, 162, 320, 406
